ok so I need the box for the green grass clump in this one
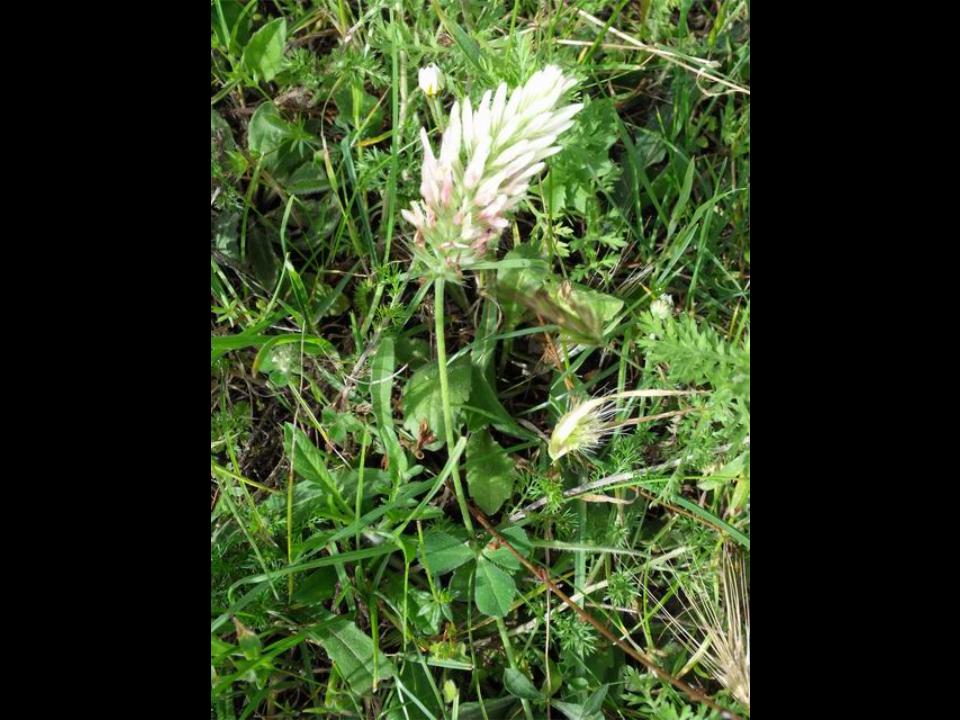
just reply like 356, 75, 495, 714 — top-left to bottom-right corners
212, 1, 749, 717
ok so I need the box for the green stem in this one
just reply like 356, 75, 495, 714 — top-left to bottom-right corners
427, 94, 445, 132
437, 280, 529, 718
496, 617, 535, 720
575, 497, 587, 692
433, 277, 475, 536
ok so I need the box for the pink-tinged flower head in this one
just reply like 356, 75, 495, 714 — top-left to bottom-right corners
403, 66, 581, 276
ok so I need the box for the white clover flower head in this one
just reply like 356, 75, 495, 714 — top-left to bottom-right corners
650, 293, 674, 320
418, 63, 444, 97
402, 65, 582, 278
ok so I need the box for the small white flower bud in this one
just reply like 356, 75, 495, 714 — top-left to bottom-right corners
650, 294, 675, 320
418, 64, 444, 97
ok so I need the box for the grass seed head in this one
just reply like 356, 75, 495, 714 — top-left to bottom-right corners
547, 388, 697, 462
547, 396, 613, 462
663, 547, 750, 711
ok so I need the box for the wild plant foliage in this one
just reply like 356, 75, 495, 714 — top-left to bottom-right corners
211, 2, 750, 718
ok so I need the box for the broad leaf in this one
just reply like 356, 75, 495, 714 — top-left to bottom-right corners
211, 108, 237, 159
466, 365, 534, 440
371, 336, 407, 482
449, 560, 475, 601
474, 556, 515, 618
551, 701, 603, 720
242, 17, 286, 83
247, 102, 291, 159
385, 662, 443, 720
402, 355, 473, 448
467, 429, 516, 515
583, 684, 608, 715
495, 247, 622, 345
496, 244, 548, 332
332, 82, 385, 136
419, 529, 473, 575
370, 337, 396, 424
551, 685, 607, 720
233, 617, 261, 660
504, 668, 543, 701
211, 0, 252, 51
260, 480, 326, 527
312, 615, 395, 696
290, 567, 337, 605
482, 526, 531, 571
283, 423, 346, 511
456, 697, 518, 719
285, 161, 330, 195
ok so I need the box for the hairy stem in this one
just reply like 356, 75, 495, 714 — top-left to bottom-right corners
433, 277, 475, 536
